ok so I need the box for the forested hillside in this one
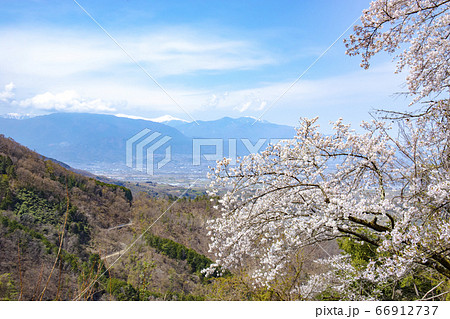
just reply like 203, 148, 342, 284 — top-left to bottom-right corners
0, 135, 257, 300
0, 134, 135, 300
0, 135, 344, 301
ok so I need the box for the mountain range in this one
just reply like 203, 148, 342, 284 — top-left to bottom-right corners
0, 113, 295, 177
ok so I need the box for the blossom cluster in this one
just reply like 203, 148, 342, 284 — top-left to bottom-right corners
345, 0, 450, 103
206, 111, 450, 298
205, 0, 450, 299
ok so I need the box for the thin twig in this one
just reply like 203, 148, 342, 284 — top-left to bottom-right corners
56, 259, 63, 301
17, 241, 23, 301
420, 280, 444, 300
39, 180, 71, 300
31, 264, 44, 301
421, 290, 449, 301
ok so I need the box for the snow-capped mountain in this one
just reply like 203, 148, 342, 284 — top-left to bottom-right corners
115, 113, 189, 124
0, 113, 295, 176
1, 113, 37, 120
166, 116, 294, 139
149, 115, 190, 124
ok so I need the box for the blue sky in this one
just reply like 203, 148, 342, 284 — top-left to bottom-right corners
0, 0, 412, 129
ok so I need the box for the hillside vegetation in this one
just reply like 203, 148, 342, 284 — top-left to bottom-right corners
0, 135, 229, 300
1, 135, 336, 300
0, 134, 135, 300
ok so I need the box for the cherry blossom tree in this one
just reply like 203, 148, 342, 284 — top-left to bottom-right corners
205, 0, 450, 300
345, 0, 450, 104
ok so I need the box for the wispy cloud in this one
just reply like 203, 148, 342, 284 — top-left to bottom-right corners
130, 31, 274, 75
0, 1, 398, 126
3, 62, 406, 123
200, 63, 407, 116
0, 26, 276, 115
233, 97, 267, 113
0, 27, 274, 79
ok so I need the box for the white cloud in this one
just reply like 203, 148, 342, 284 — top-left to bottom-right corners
1, 62, 407, 126
238, 101, 252, 112
0, 27, 274, 80
131, 33, 274, 75
202, 63, 407, 116
18, 90, 116, 113
205, 92, 230, 108
0, 26, 275, 117
0, 82, 15, 102
0, 21, 408, 125
234, 98, 267, 113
